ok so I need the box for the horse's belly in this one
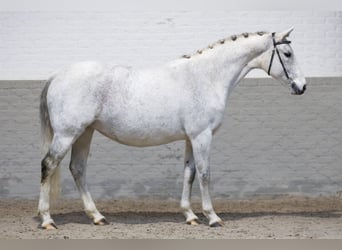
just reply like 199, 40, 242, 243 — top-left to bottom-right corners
92, 119, 186, 147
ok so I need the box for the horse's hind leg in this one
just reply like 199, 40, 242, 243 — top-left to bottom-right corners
180, 139, 200, 225
38, 134, 74, 229
69, 127, 107, 225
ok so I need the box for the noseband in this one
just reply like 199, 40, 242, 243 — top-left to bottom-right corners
267, 32, 292, 80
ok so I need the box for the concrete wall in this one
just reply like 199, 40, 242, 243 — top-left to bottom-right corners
0, 11, 341, 80
1, 78, 341, 200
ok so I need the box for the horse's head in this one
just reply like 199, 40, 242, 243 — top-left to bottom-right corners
252, 28, 306, 95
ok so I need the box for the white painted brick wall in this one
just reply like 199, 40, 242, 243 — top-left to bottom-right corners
0, 11, 341, 80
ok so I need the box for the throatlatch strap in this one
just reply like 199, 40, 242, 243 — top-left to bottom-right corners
267, 49, 276, 76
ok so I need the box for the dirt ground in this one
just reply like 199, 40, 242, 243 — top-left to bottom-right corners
1, 196, 342, 239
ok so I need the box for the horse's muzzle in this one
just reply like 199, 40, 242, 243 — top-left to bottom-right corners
291, 82, 306, 95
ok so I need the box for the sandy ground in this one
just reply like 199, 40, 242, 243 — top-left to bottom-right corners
1, 196, 342, 239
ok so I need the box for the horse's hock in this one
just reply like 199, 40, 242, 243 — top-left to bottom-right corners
0, 77, 341, 200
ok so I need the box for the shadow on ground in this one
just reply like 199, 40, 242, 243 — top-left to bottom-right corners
32, 210, 342, 227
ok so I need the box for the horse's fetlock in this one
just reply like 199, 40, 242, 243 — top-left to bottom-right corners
202, 209, 210, 217
180, 201, 191, 210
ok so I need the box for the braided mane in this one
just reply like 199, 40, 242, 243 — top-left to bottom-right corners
181, 31, 268, 59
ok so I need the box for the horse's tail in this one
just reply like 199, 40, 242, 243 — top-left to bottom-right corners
40, 78, 53, 154
40, 77, 60, 201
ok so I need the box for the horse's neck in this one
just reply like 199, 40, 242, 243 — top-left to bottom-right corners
174, 34, 271, 94
214, 35, 270, 87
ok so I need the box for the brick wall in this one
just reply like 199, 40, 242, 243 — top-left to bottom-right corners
1, 78, 341, 199
0, 11, 341, 79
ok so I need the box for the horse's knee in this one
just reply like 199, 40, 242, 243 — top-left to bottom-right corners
198, 169, 210, 184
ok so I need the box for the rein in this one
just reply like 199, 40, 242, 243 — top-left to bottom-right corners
267, 32, 292, 80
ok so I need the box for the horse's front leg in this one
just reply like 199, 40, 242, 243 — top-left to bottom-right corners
190, 128, 224, 227
180, 139, 200, 225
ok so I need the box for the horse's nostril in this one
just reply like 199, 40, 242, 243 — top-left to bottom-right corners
291, 82, 299, 94
291, 83, 306, 95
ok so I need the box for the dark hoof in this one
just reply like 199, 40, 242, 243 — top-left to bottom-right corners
210, 221, 224, 227
94, 218, 109, 226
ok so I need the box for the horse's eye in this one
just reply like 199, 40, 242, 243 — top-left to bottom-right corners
284, 52, 292, 58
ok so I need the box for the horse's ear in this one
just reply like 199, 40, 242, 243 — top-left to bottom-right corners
275, 27, 294, 42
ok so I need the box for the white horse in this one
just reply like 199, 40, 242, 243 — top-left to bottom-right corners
38, 28, 306, 229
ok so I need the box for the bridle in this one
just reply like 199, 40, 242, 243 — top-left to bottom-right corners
267, 32, 292, 80
267, 32, 306, 95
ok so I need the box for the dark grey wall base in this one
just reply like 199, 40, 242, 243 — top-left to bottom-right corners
0, 77, 341, 199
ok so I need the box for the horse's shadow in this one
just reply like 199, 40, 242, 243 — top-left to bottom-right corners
33, 211, 186, 227
33, 210, 342, 227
